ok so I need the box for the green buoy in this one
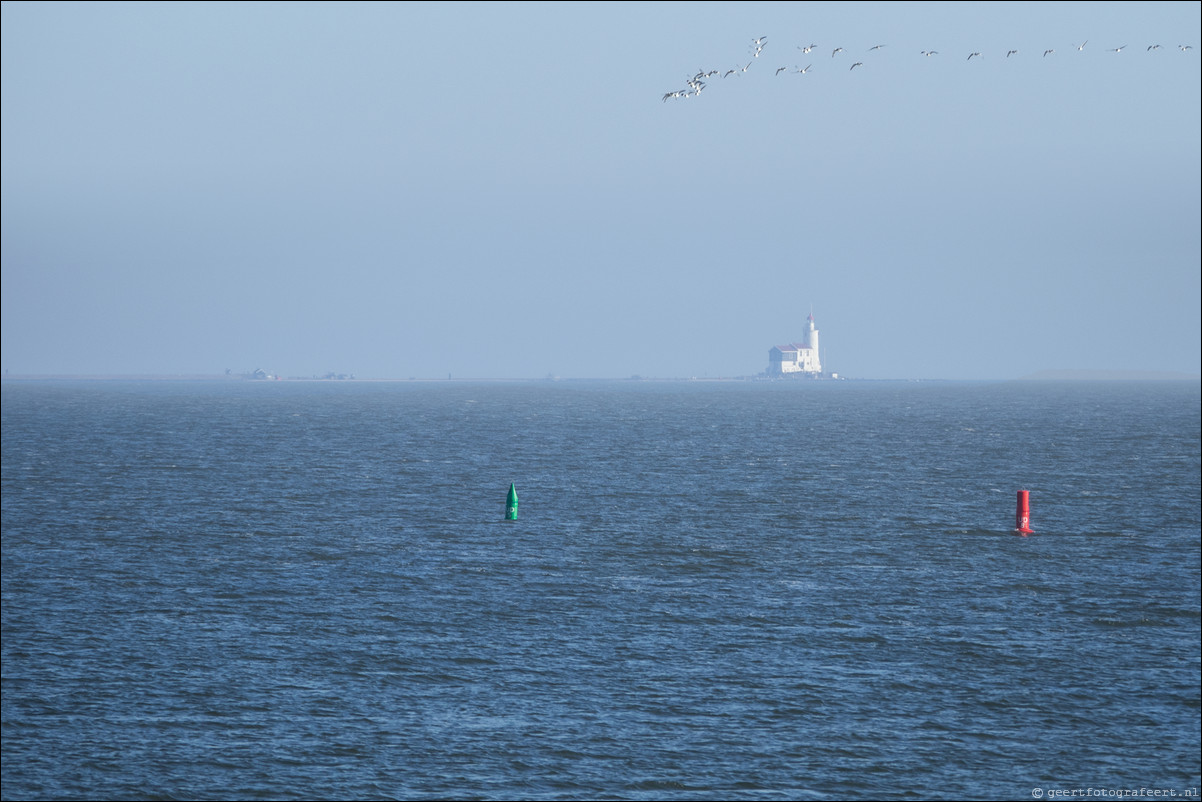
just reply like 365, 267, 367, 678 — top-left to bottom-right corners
505, 483, 519, 520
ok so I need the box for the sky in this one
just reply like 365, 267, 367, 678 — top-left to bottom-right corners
2, 1, 1199, 380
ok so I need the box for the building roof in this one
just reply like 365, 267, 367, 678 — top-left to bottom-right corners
772, 342, 814, 352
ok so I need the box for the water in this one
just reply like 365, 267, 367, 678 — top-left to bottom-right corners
2, 379, 1199, 801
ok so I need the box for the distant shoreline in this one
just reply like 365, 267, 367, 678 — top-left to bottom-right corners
2, 371, 1198, 383
1015, 369, 1201, 382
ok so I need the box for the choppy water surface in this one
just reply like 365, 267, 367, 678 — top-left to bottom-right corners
3, 379, 1199, 800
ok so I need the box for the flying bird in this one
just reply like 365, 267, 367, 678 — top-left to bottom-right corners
967, 51, 981, 61
1110, 45, 1127, 52
869, 44, 885, 51
1181, 45, 1195, 51
850, 61, 863, 70
776, 66, 788, 75
799, 43, 816, 54
1007, 49, 1018, 58
1147, 44, 1162, 51
796, 64, 813, 74
1076, 40, 1088, 51
832, 47, 844, 57
1043, 49, 1054, 57
921, 50, 938, 56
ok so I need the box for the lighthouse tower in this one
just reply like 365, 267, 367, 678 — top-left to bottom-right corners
805, 312, 822, 374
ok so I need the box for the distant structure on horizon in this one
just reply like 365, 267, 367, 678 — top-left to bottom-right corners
767, 312, 823, 376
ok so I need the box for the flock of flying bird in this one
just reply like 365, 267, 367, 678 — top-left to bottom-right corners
662, 35, 1195, 101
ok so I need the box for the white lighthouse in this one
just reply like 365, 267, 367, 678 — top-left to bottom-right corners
804, 312, 820, 370
767, 311, 823, 376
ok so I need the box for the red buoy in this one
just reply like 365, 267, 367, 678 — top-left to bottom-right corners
1015, 489, 1033, 536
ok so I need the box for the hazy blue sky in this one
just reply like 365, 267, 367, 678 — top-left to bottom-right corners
3, 1, 1199, 379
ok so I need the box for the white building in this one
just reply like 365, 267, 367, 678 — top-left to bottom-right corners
767, 313, 822, 376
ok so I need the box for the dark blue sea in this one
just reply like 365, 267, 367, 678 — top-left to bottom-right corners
3, 379, 1200, 801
